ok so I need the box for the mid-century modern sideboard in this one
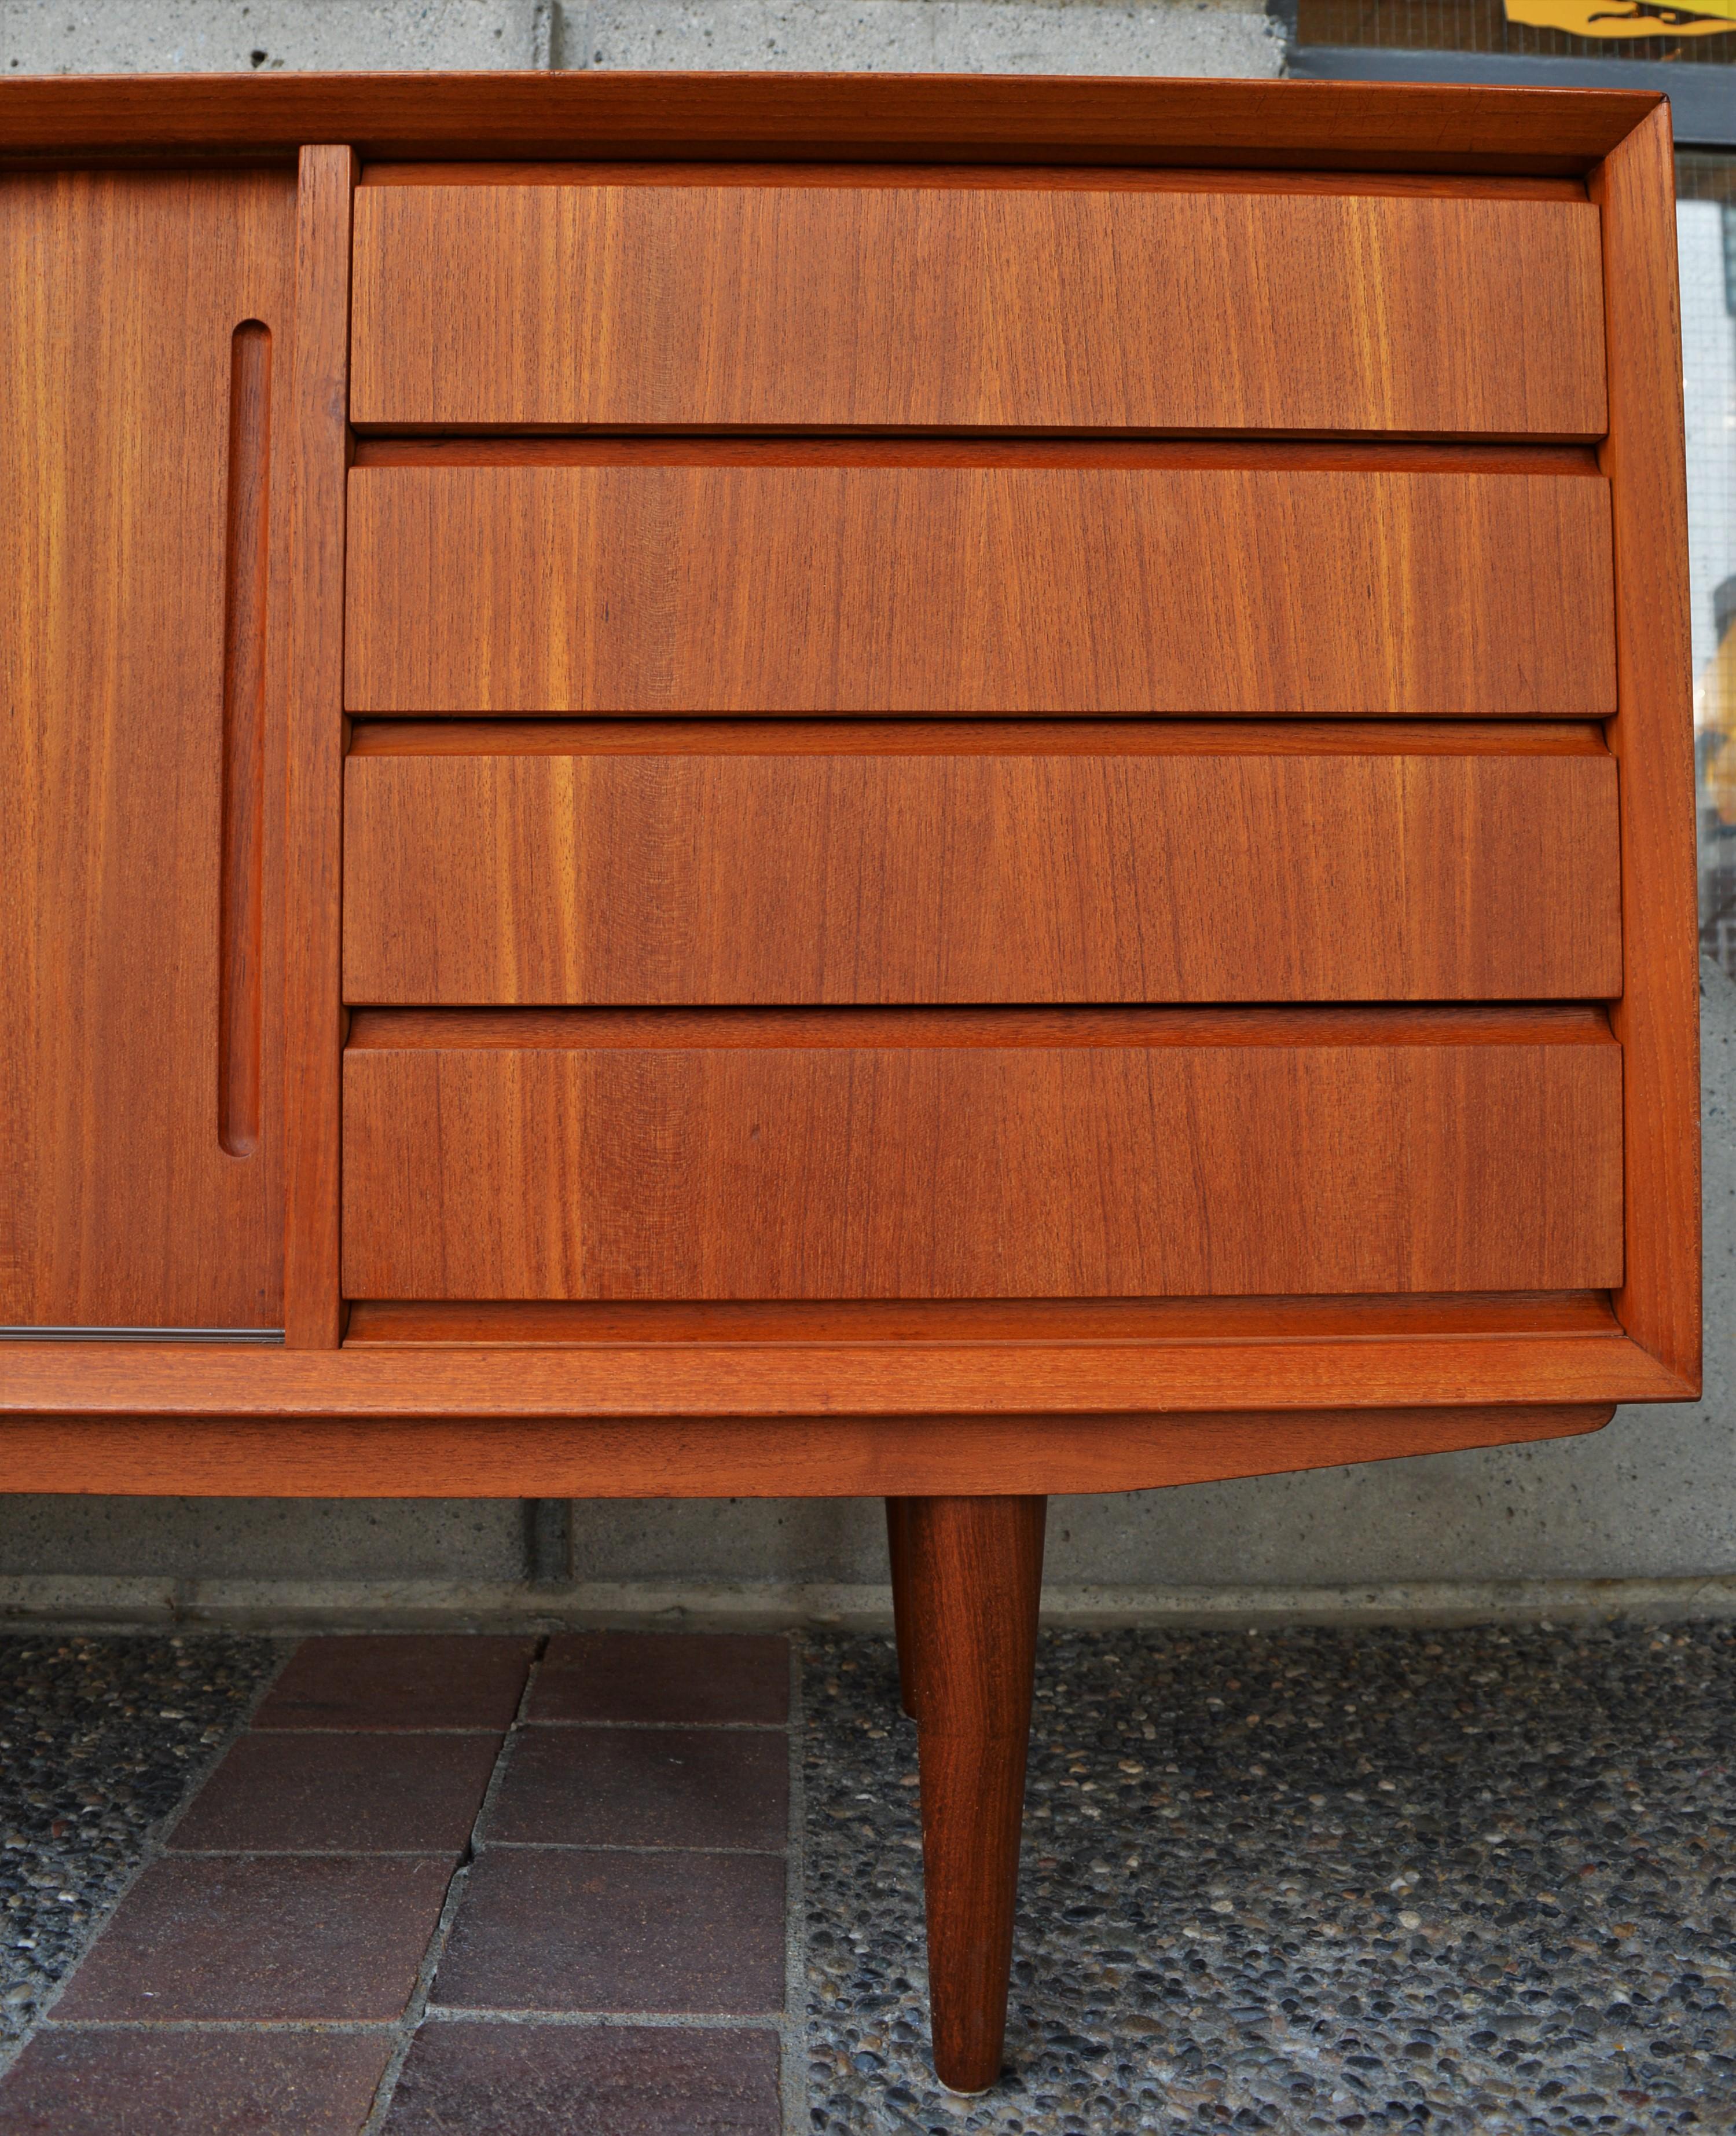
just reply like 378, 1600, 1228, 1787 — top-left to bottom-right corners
0, 72, 1703, 2091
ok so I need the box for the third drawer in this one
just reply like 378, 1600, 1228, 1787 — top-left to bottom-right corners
343, 721, 1621, 1005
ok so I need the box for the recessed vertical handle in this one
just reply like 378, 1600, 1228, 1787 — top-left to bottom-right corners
218, 320, 271, 1157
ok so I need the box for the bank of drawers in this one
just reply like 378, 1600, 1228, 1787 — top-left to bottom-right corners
338, 167, 1623, 1307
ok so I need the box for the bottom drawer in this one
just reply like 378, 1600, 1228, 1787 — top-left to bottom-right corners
340, 1007, 1623, 1302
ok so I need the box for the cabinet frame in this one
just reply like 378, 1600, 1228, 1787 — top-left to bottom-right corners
0, 75, 1700, 1496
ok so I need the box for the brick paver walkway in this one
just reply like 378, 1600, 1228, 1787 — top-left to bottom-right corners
0, 1633, 795, 2133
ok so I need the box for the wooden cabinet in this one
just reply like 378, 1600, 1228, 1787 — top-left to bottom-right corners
0, 74, 1701, 2094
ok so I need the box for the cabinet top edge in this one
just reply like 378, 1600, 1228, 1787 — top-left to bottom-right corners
0, 72, 1663, 176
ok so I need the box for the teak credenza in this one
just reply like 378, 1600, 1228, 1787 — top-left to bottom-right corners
0, 72, 1704, 2090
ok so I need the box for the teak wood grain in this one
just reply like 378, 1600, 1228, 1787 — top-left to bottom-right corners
905, 1494, 1046, 2093
1592, 108, 1704, 1392
0, 74, 1660, 174
344, 460, 1616, 716
0, 1327, 1684, 1420
349, 178, 1606, 437
339, 1007, 1624, 1302
0, 169, 292, 1328
280, 144, 357, 1349
0, 1404, 1613, 1500
342, 721, 1621, 1005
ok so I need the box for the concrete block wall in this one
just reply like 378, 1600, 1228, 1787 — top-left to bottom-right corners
2, 0, 1727, 1624
2, 0, 1282, 75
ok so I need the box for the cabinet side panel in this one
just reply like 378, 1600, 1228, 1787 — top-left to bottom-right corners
0, 170, 293, 1327
1592, 110, 1703, 1390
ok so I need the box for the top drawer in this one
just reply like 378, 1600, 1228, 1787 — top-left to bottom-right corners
350, 169, 1607, 438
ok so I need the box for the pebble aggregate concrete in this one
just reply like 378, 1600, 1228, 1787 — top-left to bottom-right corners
804, 1622, 1736, 2134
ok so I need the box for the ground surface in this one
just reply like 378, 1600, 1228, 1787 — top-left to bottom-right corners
0, 1621, 1728, 2131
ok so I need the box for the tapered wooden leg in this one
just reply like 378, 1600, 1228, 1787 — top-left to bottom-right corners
906, 1494, 1047, 2095
884, 1496, 919, 1719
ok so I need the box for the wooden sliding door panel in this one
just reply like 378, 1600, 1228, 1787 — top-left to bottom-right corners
343, 723, 1622, 1005
0, 170, 293, 1327
345, 463, 1616, 716
340, 1009, 1624, 1301
350, 175, 1606, 437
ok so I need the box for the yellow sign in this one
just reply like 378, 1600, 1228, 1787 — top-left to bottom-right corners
1506, 0, 1736, 32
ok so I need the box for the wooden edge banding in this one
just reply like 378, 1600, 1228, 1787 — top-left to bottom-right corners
359, 161, 1591, 200
1592, 108, 1704, 1391
0, 76, 1660, 173
282, 144, 358, 1349
343, 1004, 1618, 1051
350, 437, 1607, 472
346, 718, 1613, 759
0, 1331, 1689, 1419
218, 320, 272, 1158
0, 1404, 1614, 1498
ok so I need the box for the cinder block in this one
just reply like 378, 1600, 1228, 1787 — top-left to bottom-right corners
1, 0, 548, 75
569, 0, 1283, 74
0, 1499, 527, 1582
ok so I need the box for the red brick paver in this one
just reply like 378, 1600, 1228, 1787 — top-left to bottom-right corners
531, 1632, 791, 1725
0, 2027, 394, 2135
167, 1730, 503, 1853
431, 1845, 787, 2015
380, 2021, 780, 2135
486, 1723, 788, 1849
51, 1855, 456, 2021
252, 1635, 536, 1732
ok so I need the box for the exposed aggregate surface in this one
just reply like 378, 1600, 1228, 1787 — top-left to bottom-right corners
0, 1622, 1731, 2133
803, 1623, 1736, 2136
0, 1632, 280, 2049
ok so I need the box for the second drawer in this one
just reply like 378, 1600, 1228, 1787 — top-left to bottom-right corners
343, 721, 1621, 1005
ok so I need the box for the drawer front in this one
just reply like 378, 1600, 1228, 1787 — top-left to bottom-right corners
340, 1009, 1624, 1301
344, 460, 1615, 716
343, 724, 1621, 1005
350, 175, 1606, 437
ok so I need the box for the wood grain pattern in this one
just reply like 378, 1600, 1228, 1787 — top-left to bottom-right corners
342, 722, 1621, 1005
906, 1494, 1045, 2094
1592, 109, 1704, 1392
0, 1404, 1614, 1499
350, 179, 1606, 436
280, 145, 357, 1350
339, 1007, 1624, 1302
344, 460, 1616, 716
0, 1328, 1682, 1419
0, 170, 292, 1328
0, 75, 1658, 175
